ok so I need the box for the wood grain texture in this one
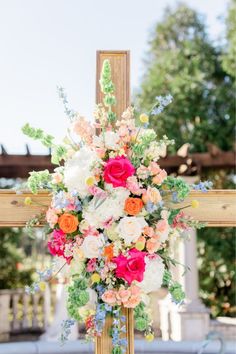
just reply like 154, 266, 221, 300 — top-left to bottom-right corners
96, 50, 133, 354
0, 190, 235, 227
96, 50, 130, 118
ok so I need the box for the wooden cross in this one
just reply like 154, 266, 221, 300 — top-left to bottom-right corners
0, 51, 235, 354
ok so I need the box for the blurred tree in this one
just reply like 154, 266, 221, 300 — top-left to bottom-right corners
137, 3, 235, 153
0, 228, 34, 289
136, 2, 235, 317
222, 0, 236, 77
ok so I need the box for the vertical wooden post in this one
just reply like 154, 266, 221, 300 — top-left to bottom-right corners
95, 50, 134, 354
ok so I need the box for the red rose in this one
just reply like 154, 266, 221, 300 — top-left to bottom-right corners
113, 248, 146, 284
103, 156, 135, 187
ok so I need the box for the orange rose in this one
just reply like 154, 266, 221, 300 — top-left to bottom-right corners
124, 198, 143, 216
103, 244, 114, 261
58, 213, 79, 233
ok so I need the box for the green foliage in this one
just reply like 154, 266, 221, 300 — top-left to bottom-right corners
22, 123, 54, 148
67, 278, 89, 321
0, 228, 34, 289
27, 169, 51, 194
137, 2, 235, 317
163, 176, 190, 200
222, 0, 236, 77
134, 302, 150, 332
100, 59, 117, 124
137, 3, 235, 152
22, 123, 67, 165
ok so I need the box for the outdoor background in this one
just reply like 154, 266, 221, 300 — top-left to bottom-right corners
0, 0, 235, 344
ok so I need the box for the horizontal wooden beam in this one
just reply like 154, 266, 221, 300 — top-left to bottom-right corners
0, 190, 235, 228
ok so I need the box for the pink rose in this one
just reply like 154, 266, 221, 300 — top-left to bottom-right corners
113, 248, 146, 285
103, 156, 135, 187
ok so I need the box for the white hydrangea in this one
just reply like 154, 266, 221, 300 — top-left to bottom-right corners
83, 187, 130, 229
63, 146, 99, 198
140, 256, 165, 293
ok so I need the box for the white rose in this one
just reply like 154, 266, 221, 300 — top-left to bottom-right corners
140, 256, 165, 293
116, 216, 147, 245
64, 146, 99, 198
80, 234, 105, 259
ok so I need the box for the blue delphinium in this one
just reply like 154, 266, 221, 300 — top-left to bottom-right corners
152, 94, 173, 115
57, 86, 76, 121
192, 181, 213, 192
60, 319, 76, 344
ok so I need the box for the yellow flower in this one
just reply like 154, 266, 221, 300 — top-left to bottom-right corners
145, 333, 154, 342
85, 176, 96, 187
191, 199, 199, 208
39, 282, 46, 292
24, 197, 32, 206
139, 113, 149, 124
91, 273, 101, 284
135, 241, 145, 251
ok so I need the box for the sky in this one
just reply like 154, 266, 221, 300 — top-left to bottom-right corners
0, 0, 228, 154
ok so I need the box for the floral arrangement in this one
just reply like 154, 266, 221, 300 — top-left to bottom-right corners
22, 60, 211, 354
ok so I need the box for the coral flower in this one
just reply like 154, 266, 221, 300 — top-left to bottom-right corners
58, 213, 79, 233
124, 197, 143, 215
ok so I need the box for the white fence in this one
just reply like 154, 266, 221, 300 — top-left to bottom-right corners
0, 286, 51, 340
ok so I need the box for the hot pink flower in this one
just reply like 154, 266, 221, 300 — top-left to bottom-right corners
103, 156, 135, 187
113, 249, 146, 285
47, 229, 72, 263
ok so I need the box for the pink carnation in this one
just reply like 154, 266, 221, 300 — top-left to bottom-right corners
86, 258, 97, 272
113, 249, 146, 285
103, 156, 135, 187
47, 229, 72, 263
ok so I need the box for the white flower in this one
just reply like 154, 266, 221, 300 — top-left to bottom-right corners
80, 234, 105, 259
64, 146, 99, 198
140, 256, 165, 293
83, 187, 129, 229
93, 131, 120, 150
116, 216, 147, 245
144, 141, 167, 161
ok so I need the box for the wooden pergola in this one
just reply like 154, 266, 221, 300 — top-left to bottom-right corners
0, 144, 234, 178
0, 51, 236, 354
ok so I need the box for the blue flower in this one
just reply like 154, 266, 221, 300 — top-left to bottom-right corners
192, 181, 213, 192
146, 201, 158, 213
152, 94, 173, 115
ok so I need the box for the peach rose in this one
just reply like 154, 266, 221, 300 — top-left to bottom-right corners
58, 213, 79, 233
142, 187, 162, 204
123, 295, 141, 308
117, 289, 131, 303
152, 169, 167, 185
146, 237, 161, 254
101, 290, 117, 305
124, 197, 143, 215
